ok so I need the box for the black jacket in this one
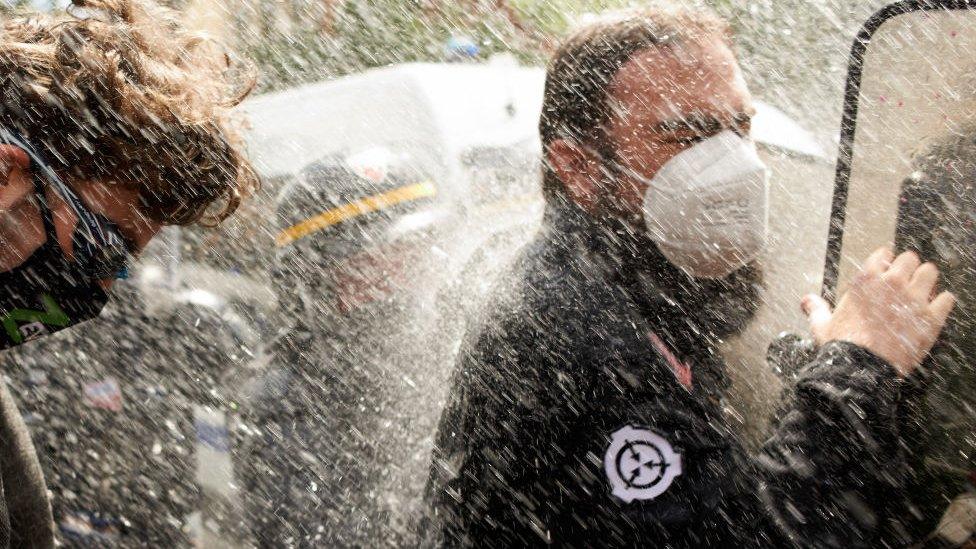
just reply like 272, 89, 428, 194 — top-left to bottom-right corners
3, 285, 248, 547
237, 298, 434, 548
424, 200, 907, 547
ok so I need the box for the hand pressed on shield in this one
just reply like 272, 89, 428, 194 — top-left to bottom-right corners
802, 247, 956, 377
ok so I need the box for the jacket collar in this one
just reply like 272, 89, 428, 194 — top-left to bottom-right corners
539, 196, 762, 349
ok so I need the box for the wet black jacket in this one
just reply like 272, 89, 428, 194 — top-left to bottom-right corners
424, 201, 907, 547
3, 285, 248, 547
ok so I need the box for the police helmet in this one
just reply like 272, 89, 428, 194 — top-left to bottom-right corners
272, 149, 443, 320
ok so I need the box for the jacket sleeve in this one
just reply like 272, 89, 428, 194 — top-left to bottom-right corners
739, 340, 906, 547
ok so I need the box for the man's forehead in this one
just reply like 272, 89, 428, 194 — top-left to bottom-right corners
608, 39, 746, 124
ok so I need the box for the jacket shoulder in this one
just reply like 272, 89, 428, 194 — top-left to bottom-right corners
456, 232, 677, 415
468, 236, 642, 368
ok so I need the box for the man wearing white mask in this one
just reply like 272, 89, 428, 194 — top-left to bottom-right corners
423, 4, 955, 547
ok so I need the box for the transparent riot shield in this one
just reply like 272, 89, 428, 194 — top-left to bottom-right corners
825, 1, 976, 543
718, 103, 835, 443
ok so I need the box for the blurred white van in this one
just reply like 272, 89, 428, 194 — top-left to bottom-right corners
241, 57, 545, 206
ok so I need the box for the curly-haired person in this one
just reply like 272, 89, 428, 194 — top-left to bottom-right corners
0, 1, 257, 546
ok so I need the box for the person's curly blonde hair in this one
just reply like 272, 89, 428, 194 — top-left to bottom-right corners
0, 0, 258, 226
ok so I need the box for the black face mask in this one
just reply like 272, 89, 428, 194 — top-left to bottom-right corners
0, 130, 129, 349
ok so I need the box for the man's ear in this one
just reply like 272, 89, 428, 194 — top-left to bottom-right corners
0, 145, 33, 210
547, 139, 604, 214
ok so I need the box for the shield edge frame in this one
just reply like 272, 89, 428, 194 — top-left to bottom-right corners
822, 0, 976, 301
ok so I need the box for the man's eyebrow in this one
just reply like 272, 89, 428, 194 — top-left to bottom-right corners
650, 112, 753, 134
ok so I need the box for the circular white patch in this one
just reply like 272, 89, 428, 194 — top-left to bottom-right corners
604, 425, 682, 503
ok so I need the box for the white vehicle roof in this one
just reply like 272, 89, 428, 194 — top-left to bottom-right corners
241, 61, 828, 182
242, 60, 544, 182
751, 101, 827, 160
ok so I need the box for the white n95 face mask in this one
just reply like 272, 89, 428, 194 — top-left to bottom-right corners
637, 129, 769, 279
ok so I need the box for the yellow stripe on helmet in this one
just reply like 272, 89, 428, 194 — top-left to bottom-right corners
275, 181, 437, 247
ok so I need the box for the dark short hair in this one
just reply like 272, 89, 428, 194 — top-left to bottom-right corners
539, 4, 730, 202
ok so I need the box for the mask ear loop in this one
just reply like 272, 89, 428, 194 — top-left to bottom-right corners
0, 129, 58, 247
0, 128, 129, 277
24, 157, 59, 245
0, 128, 113, 250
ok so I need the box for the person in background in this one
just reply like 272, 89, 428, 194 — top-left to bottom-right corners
237, 153, 443, 547
424, 4, 955, 546
889, 127, 976, 544
0, 0, 256, 545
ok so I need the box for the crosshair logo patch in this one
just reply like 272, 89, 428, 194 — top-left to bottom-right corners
604, 425, 682, 503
